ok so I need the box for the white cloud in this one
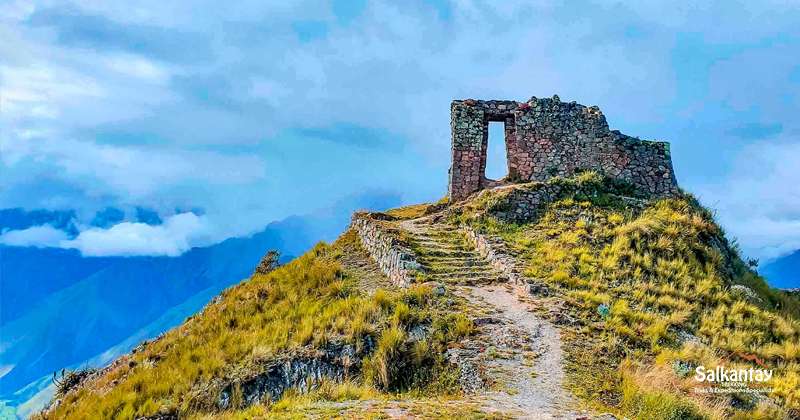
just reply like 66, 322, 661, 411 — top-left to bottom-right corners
62, 213, 217, 257
103, 53, 172, 81
698, 140, 800, 262
0, 213, 219, 257
249, 77, 292, 106
0, 225, 70, 247
1, 0, 799, 259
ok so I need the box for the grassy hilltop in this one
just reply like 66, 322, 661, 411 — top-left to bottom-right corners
452, 173, 800, 419
37, 173, 800, 420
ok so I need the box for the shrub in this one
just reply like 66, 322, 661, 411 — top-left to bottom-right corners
253, 249, 282, 275
52, 368, 96, 397
598, 303, 610, 319
365, 327, 407, 389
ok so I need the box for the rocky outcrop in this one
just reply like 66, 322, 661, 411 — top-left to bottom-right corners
445, 347, 483, 394
351, 211, 420, 287
219, 358, 343, 408
217, 341, 370, 410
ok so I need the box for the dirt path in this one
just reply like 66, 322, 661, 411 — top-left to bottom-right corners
398, 217, 586, 419
469, 284, 582, 419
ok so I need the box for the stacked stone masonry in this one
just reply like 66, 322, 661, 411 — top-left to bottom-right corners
351, 212, 418, 288
448, 95, 679, 201
474, 180, 609, 222
462, 225, 523, 285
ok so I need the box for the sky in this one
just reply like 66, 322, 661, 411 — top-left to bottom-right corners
1, 0, 799, 261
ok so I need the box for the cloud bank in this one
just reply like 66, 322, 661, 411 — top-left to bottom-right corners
1, 213, 215, 257
1, 0, 798, 259
1, 225, 71, 248
698, 140, 800, 262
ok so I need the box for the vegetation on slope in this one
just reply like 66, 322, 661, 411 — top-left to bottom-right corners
37, 172, 800, 420
454, 173, 800, 420
37, 231, 482, 420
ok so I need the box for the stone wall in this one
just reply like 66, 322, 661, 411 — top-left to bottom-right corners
350, 211, 418, 288
466, 174, 646, 222
480, 181, 573, 221
448, 95, 679, 201
462, 225, 523, 284
449, 103, 485, 202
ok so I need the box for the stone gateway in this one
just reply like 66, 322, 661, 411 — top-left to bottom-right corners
448, 95, 679, 201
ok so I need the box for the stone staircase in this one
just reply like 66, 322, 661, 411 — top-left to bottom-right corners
404, 222, 509, 286
399, 218, 588, 419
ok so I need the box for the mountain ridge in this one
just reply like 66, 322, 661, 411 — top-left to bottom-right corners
0, 192, 402, 419
31, 173, 800, 420
761, 249, 800, 289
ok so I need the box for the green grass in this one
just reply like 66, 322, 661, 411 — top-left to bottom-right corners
455, 174, 800, 419
38, 231, 474, 420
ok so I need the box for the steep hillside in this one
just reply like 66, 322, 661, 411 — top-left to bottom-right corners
0, 193, 400, 418
36, 233, 487, 419
34, 174, 800, 420
0, 246, 115, 325
761, 251, 800, 289
448, 173, 800, 419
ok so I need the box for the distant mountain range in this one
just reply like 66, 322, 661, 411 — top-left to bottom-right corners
760, 250, 800, 289
0, 192, 401, 419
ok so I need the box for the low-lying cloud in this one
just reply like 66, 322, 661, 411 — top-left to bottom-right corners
697, 140, 800, 262
0, 213, 216, 257
1, 224, 71, 248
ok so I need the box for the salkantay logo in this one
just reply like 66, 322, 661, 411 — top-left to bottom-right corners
693, 351, 774, 394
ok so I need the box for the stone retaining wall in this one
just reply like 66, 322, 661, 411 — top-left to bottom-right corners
350, 211, 418, 288
470, 175, 637, 222
462, 225, 523, 285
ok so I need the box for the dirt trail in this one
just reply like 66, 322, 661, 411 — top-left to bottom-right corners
399, 217, 585, 419
470, 285, 582, 419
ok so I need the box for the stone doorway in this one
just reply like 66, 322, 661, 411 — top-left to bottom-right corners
448, 99, 521, 201
484, 121, 509, 181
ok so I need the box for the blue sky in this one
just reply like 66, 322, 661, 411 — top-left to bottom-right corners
1, 0, 799, 261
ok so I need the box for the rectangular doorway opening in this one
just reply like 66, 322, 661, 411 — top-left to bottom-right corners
485, 121, 508, 180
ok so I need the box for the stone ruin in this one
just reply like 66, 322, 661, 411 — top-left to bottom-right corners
448, 95, 679, 201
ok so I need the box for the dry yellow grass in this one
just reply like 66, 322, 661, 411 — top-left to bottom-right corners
36, 231, 469, 420
458, 173, 800, 418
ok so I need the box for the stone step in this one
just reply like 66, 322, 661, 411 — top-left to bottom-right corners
412, 232, 462, 240
419, 248, 483, 260
413, 239, 470, 248
435, 275, 510, 286
418, 252, 479, 260
417, 257, 489, 267
422, 263, 492, 272
414, 230, 461, 237
428, 232, 461, 238
408, 228, 511, 286
421, 250, 476, 258
422, 249, 476, 258
430, 225, 458, 231
432, 270, 505, 279
425, 266, 499, 276
415, 244, 472, 253
418, 253, 482, 260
